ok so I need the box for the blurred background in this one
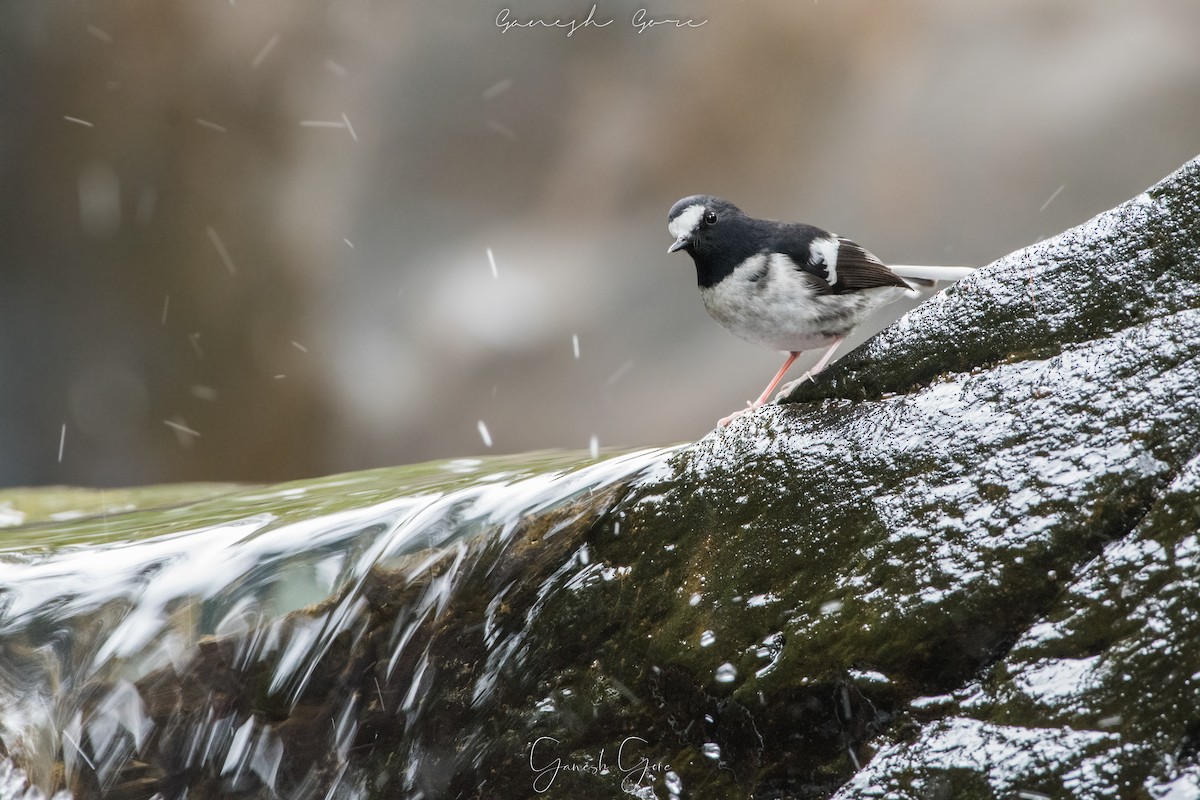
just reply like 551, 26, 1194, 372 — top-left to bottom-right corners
1, 0, 1198, 487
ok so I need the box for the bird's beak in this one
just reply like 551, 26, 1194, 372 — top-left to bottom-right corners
667, 235, 690, 254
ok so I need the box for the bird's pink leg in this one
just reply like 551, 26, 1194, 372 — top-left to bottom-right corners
718, 350, 801, 427
801, 336, 845, 380
773, 337, 846, 400
718, 337, 849, 428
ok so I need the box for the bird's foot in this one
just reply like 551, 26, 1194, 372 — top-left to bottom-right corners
774, 371, 817, 401
718, 401, 760, 428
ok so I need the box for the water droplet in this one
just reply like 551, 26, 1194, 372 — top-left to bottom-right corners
205, 226, 238, 274
195, 118, 228, 134
87, 25, 114, 43
715, 663, 737, 683
701, 742, 721, 760
665, 770, 683, 795
251, 33, 279, 68
699, 630, 715, 647
483, 78, 513, 99
820, 599, 843, 615
688, 593, 701, 606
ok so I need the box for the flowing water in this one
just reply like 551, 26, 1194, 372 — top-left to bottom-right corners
0, 447, 674, 799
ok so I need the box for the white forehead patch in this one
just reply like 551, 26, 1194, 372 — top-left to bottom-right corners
668, 204, 706, 240
809, 237, 840, 285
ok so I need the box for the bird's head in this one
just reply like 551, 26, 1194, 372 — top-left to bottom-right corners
667, 195, 742, 256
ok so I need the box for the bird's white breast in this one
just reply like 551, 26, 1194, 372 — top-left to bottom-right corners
698, 253, 906, 352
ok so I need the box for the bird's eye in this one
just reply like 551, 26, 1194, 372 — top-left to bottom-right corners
704, 211, 718, 225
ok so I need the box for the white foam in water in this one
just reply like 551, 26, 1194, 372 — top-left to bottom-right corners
250, 726, 284, 789
0, 446, 674, 798
220, 717, 257, 778
0, 758, 73, 800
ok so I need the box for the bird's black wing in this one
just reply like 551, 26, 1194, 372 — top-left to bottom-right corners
825, 238, 911, 292
777, 228, 910, 295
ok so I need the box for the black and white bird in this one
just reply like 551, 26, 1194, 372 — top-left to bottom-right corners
667, 195, 973, 427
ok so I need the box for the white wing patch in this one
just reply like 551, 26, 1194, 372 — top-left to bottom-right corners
668, 204, 705, 241
808, 237, 841, 285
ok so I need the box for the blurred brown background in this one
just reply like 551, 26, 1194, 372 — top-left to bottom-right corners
2, 0, 1198, 487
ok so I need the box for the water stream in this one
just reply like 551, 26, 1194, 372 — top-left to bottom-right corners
0, 447, 674, 799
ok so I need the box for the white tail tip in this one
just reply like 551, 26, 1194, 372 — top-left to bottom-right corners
890, 264, 977, 282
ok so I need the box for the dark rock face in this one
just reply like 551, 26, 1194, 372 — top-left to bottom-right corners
485, 157, 1200, 798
